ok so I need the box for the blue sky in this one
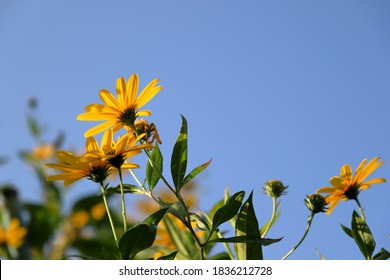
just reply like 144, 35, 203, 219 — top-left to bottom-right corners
1, 0, 389, 260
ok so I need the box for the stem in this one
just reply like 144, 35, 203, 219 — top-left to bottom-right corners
99, 182, 119, 246
118, 169, 127, 232
354, 198, 366, 221
262, 197, 277, 238
281, 212, 314, 260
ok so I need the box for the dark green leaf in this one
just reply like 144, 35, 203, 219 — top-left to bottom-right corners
182, 159, 212, 187
143, 207, 169, 226
156, 251, 178, 260
234, 191, 263, 260
119, 223, 157, 260
162, 215, 194, 258
211, 191, 245, 234
351, 210, 376, 259
373, 248, 390, 260
26, 115, 41, 139
207, 236, 283, 246
146, 143, 163, 191
106, 184, 143, 196
102, 247, 120, 260
209, 252, 231, 260
340, 223, 353, 238
171, 115, 188, 191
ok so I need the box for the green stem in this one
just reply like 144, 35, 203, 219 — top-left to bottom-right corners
281, 212, 314, 260
354, 198, 366, 221
262, 197, 277, 238
118, 169, 127, 232
99, 182, 119, 246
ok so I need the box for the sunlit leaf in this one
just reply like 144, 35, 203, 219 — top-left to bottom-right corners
171, 115, 188, 192
146, 142, 163, 191
234, 191, 263, 260
351, 211, 376, 260
156, 251, 178, 260
182, 159, 212, 187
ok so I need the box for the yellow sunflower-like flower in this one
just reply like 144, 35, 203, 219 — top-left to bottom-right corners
0, 218, 27, 249
84, 129, 151, 169
316, 157, 386, 214
77, 74, 162, 137
44, 150, 110, 186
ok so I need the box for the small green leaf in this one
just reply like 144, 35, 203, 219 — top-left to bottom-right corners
211, 191, 245, 234
146, 142, 163, 191
351, 210, 376, 259
119, 223, 157, 260
340, 223, 353, 238
171, 115, 188, 191
373, 248, 390, 260
143, 208, 169, 226
182, 159, 212, 187
207, 236, 282, 246
26, 115, 41, 139
190, 212, 210, 232
105, 184, 143, 196
235, 191, 263, 260
156, 251, 178, 260
101, 247, 120, 260
316, 248, 327, 260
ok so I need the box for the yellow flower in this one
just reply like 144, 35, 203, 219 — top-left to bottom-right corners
84, 129, 151, 170
0, 218, 27, 249
77, 74, 162, 137
44, 150, 110, 186
316, 157, 386, 214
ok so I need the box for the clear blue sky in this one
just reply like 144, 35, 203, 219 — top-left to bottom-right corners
1, 0, 389, 259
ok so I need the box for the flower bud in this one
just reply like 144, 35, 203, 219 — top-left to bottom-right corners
263, 180, 288, 198
305, 193, 328, 214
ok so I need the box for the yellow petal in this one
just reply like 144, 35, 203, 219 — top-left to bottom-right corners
116, 77, 127, 107
122, 163, 139, 169
84, 120, 117, 137
101, 129, 113, 149
86, 137, 100, 153
77, 112, 116, 121
127, 74, 139, 105
358, 177, 386, 190
136, 79, 161, 108
85, 104, 118, 113
355, 157, 384, 184
329, 176, 346, 189
137, 110, 152, 117
316, 186, 336, 193
341, 164, 352, 184
99, 89, 122, 110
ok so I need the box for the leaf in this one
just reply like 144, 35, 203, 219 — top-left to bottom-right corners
208, 236, 283, 246
373, 248, 390, 260
315, 248, 327, 260
102, 247, 120, 260
234, 191, 263, 260
190, 212, 210, 232
26, 115, 41, 139
182, 159, 212, 187
146, 142, 163, 191
211, 191, 245, 234
171, 115, 188, 191
340, 223, 353, 238
118, 223, 157, 260
106, 184, 143, 196
156, 251, 178, 260
143, 207, 169, 226
351, 210, 376, 259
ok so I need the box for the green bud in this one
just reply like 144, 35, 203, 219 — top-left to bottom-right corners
305, 194, 328, 214
263, 180, 288, 198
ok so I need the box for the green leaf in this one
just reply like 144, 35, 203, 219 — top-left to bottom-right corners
106, 184, 143, 196
143, 207, 169, 226
351, 210, 376, 259
171, 115, 188, 191
211, 191, 245, 234
119, 223, 157, 260
340, 223, 353, 238
102, 247, 120, 260
156, 251, 178, 260
208, 236, 282, 246
190, 212, 210, 232
316, 248, 327, 260
373, 248, 390, 260
146, 142, 163, 191
182, 159, 212, 187
26, 115, 41, 139
234, 191, 263, 260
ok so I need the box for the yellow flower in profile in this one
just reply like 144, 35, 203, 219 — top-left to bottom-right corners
77, 74, 162, 137
316, 157, 386, 214
84, 129, 151, 170
0, 218, 27, 248
44, 150, 110, 186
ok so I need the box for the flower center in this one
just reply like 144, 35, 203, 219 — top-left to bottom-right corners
108, 154, 126, 169
344, 184, 360, 200
87, 163, 111, 184
118, 106, 138, 128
